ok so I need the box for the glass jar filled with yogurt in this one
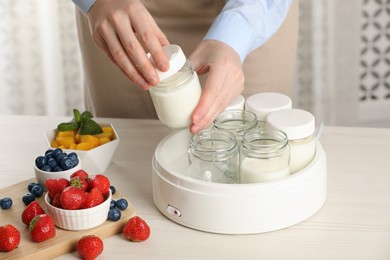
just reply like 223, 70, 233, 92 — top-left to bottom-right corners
266, 109, 316, 174
188, 128, 239, 184
240, 128, 290, 183
213, 109, 258, 145
245, 92, 292, 128
149, 45, 201, 128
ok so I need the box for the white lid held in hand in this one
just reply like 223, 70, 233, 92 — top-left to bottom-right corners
225, 95, 245, 111
266, 109, 315, 140
147, 44, 187, 81
245, 92, 292, 121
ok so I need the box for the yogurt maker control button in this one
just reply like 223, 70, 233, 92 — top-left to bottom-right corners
166, 204, 182, 217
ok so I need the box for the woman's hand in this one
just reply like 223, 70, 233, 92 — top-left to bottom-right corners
189, 40, 245, 134
87, 0, 170, 89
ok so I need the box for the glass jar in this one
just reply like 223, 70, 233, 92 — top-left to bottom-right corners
245, 92, 292, 128
149, 45, 201, 128
188, 128, 239, 184
240, 128, 290, 183
213, 109, 258, 145
266, 109, 316, 174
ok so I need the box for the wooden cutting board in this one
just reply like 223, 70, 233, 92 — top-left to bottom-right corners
0, 178, 136, 259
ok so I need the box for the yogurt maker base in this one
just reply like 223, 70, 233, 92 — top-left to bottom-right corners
152, 129, 327, 234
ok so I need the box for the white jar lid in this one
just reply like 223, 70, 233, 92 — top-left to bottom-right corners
225, 95, 245, 111
245, 92, 292, 121
147, 44, 187, 81
266, 109, 315, 140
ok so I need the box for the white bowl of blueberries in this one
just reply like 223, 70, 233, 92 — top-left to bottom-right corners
34, 148, 81, 190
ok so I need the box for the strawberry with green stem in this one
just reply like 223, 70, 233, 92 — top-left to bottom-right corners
29, 214, 56, 243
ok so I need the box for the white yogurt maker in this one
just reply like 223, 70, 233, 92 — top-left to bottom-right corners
152, 129, 327, 234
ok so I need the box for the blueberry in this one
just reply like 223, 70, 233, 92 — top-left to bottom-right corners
41, 165, 52, 172
110, 199, 116, 209
56, 153, 66, 164
27, 182, 38, 192
22, 193, 35, 206
31, 184, 44, 197
52, 166, 63, 172
52, 148, 63, 158
47, 158, 58, 168
35, 156, 47, 169
68, 152, 78, 160
45, 151, 54, 161
0, 197, 13, 209
61, 157, 74, 170
109, 185, 116, 195
115, 198, 128, 211
69, 156, 79, 167
45, 149, 53, 155
107, 208, 121, 221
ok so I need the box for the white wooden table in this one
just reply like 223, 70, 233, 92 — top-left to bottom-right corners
1, 115, 389, 259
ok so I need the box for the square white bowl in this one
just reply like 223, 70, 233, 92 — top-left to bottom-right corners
45, 124, 119, 174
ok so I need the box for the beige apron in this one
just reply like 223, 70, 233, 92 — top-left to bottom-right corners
75, 0, 298, 119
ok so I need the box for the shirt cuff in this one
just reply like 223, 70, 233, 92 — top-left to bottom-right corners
72, 0, 97, 15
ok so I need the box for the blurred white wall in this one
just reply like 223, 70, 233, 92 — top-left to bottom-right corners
0, 0, 84, 116
295, 0, 390, 128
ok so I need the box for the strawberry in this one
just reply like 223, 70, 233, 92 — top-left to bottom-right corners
51, 193, 62, 208
122, 216, 151, 242
71, 169, 89, 180
0, 224, 20, 252
70, 176, 88, 192
21, 201, 46, 225
84, 187, 104, 208
87, 174, 110, 196
29, 214, 56, 243
76, 235, 104, 260
46, 178, 70, 200
60, 186, 87, 210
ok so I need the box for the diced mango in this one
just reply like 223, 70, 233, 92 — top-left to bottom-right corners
95, 132, 112, 139
102, 126, 114, 139
98, 137, 111, 145
77, 142, 94, 151
80, 135, 99, 148
57, 130, 77, 137
51, 140, 59, 148
55, 136, 76, 149
102, 126, 113, 133
52, 125, 114, 150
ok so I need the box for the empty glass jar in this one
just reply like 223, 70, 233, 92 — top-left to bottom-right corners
188, 128, 239, 184
213, 109, 258, 145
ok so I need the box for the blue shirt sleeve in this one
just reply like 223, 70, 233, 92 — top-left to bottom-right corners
72, 0, 96, 14
204, 0, 294, 62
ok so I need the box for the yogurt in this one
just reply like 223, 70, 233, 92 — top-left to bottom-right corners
149, 45, 201, 128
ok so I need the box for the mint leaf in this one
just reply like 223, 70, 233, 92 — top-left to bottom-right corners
79, 119, 103, 135
80, 111, 93, 121
57, 122, 79, 132
73, 109, 81, 123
